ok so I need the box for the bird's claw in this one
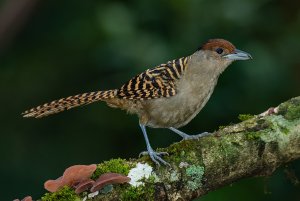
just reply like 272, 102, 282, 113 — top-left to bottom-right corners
139, 150, 170, 167
182, 132, 211, 140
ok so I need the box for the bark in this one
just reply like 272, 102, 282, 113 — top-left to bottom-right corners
41, 96, 300, 201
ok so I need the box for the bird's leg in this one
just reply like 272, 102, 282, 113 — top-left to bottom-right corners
169, 127, 211, 140
139, 124, 169, 166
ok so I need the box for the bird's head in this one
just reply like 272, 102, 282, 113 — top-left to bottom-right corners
199, 38, 252, 62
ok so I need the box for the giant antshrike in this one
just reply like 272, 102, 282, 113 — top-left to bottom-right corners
23, 39, 252, 166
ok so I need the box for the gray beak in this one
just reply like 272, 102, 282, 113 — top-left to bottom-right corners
223, 49, 252, 61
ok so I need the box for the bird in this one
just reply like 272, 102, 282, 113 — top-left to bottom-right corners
22, 39, 252, 166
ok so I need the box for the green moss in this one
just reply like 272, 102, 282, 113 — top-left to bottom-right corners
119, 173, 155, 201
278, 124, 290, 134
147, 175, 156, 183
255, 119, 271, 130
218, 125, 226, 130
167, 139, 195, 154
238, 114, 254, 121
186, 165, 205, 191
166, 139, 203, 164
120, 184, 155, 201
41, 186, 80, 201
92, 158, 131, 179
278, 98, 300, 120
245, 132, 261, 140
219, 140, 240, 164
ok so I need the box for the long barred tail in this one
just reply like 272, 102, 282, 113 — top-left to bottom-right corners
22, 90, 117, 118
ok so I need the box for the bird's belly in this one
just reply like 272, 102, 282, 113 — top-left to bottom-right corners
144, 86, 214, 128
147, 106, 199, 128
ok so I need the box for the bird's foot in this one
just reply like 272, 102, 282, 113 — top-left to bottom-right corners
181, 132, 211, 140
169, 127, 211, 141
139, 149, 170, 167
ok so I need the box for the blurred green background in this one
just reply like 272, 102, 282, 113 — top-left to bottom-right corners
0, 0, 299, 200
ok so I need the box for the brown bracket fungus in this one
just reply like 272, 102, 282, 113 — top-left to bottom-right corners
73, 179, 95, 194
91, 173, 130, 192
13, 196, 33, 201
44, 164, 97, 192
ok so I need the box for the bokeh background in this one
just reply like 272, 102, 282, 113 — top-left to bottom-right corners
0, 0, 299, 200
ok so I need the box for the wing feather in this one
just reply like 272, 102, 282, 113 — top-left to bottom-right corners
117, 57, 189, 100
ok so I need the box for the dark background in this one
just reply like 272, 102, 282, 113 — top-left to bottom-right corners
0, 0, 299, 200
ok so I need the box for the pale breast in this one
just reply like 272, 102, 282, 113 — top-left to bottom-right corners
142, 78, 217, 128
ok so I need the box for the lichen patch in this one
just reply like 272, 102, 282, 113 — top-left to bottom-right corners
128, 163, 153, 187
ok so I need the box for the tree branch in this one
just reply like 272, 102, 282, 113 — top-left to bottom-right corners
40, 96, 300, 201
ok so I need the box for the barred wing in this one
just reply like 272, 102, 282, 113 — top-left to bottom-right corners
118, 57, 189, 100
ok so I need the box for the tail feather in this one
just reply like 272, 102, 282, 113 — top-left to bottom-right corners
22, 90, 117, 118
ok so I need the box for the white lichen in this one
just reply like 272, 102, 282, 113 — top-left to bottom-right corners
127, 162, 153, 187
179, 162, 189, 168
88, 191, 99, 198
169, 170, 179, 182
83, 192, 98, 200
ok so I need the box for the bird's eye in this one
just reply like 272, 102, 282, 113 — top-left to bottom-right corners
216, 48, 223, 54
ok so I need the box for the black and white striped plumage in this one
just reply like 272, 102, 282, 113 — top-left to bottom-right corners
118, 57, 189, 100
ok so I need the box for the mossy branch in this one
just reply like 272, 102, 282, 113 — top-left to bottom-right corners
41, 97, 300, 201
